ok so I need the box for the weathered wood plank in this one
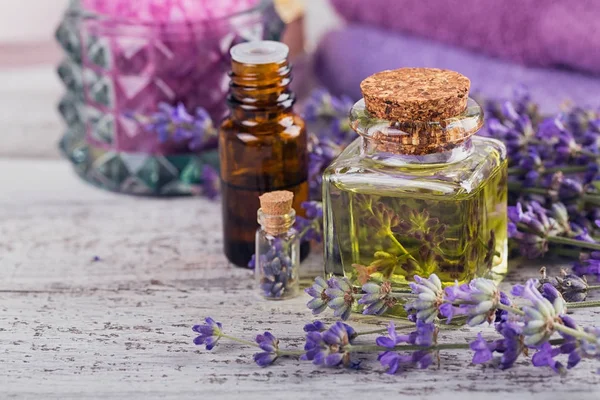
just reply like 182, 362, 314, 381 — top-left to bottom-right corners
1, 159, 599, 399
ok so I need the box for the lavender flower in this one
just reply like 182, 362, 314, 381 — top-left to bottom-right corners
375, 322, 411, 348
295, 201, 323, 243
508, 201, 564, 258
495, 321, 524, 369
441, 278, 503, 326
532, 343, 564, 373
573, 251, 600, 281
540, 283, 562, 303
516, 279, 567, 346
140, 102, 215, 151
192, 317, 223, 350
303, 321, 327, 332
470, 318, 525, 370
377, 321, 436, 374
404, 274, 443, 323
201, 165, 220, 200
358, 281, 397, 316
302, 321, 355, 367
305, 277, 331, 315
378, 350, 434, 374
253, 332, 279, 367
307, 134, 344, 199
470, 333, 495, 364
325, 277, 356, 321
302, 88, 353, 126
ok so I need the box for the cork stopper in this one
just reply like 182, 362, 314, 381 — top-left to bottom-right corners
258, 191, 295, 235
259, 191, 294, 215
360, 68, 470, 122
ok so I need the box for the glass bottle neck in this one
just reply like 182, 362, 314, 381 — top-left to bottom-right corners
228, 59, 295, 120
359, 136, 474, 166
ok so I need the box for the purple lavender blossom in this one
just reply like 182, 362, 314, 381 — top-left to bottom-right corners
201, 165, 220, 200
253, 332, 279, 367
540, 283, 562, 303
303, 321, 327, 332
573, 251, 600, 281
495, 321, 524, 369
305, 276, 331, 315
376, 321, 436, 374
192, 317, 223, 350
508, 201, 564, 259
440, 278, 503, 326
142, 102, 215, 151
549, 172, 585, 202
375, 322, 411, 348
376, 321, 435, 349
404, 274, 443, 323
532, 343, 564, 373
325, 277, 355, 321
302, 321, 356, 367
516, 279, 567, 346
358, 281, 397, 316
302, 88, 354, 125
302, 88, 355, 200
470, 333, 495, 364
294, 201, 324, 242
378, 350, 433, 374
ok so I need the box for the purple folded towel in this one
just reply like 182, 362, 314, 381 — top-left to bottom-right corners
330, 0, 600, 75
314, 26, 600, 113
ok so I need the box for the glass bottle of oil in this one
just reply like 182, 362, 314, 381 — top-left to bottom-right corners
219, 41, 309, 267
322, 68, 508, 309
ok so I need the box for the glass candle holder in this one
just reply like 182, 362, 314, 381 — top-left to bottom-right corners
55, 0, 284, 195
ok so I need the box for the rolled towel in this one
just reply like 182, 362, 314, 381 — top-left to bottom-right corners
329, 0, 600, 76
314, 25, 600, 113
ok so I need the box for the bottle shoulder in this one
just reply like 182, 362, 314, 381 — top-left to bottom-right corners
323, 136, 507, 197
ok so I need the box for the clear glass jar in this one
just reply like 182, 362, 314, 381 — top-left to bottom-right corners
323, 98, 508, 298
255, 208, 300, 299
55, 0, 284, 195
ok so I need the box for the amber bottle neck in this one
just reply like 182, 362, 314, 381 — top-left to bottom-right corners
227, 59, 295, 120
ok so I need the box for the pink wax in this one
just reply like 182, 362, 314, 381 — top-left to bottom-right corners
79, 0, 264, 155
83, 0, 260, 22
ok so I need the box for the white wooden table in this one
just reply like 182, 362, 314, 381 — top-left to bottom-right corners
1, 65, 599, 400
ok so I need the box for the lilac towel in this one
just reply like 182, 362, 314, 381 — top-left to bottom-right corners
314, 26, 600, 113
330, 0, 600, 76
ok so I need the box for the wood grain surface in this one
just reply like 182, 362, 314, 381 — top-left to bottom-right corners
0, 65, 599, 400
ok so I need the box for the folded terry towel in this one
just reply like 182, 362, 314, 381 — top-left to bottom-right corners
329, 0, 600, 76
314, 25, 600, 113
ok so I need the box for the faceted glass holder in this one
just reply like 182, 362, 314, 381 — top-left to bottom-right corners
56, 0, 284, 195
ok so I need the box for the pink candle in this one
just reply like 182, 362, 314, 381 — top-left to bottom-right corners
79, 0, 263, 155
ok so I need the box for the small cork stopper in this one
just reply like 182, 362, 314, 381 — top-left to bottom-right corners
259, 191, 294, 216
259, 191, 294, 235
360, 68, 470, 121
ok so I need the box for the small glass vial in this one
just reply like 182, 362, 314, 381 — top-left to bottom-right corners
323, 68, 508, 304
255, 190, 300, 299
219, 40, 309, 267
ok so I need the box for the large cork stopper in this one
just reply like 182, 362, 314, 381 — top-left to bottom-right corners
259, 191, 294, 235
360, 68, 470, 121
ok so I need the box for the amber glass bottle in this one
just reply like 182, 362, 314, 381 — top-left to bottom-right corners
219, 41, 309, 267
